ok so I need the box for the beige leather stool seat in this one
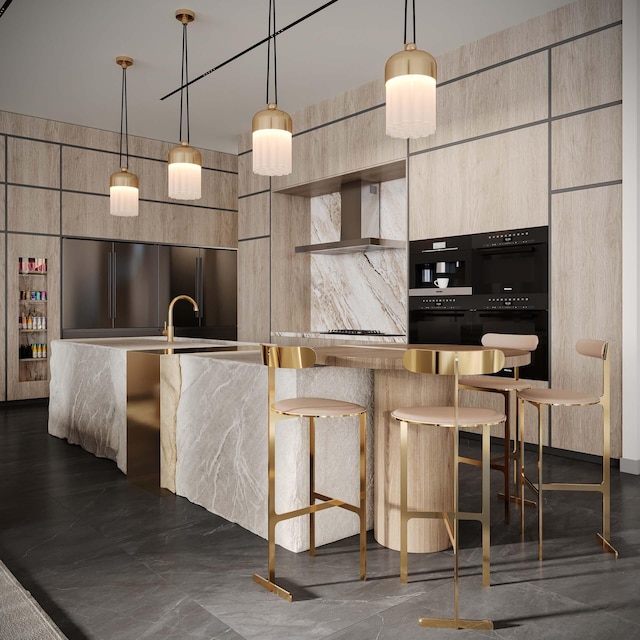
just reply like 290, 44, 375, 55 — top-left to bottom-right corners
391, 348, 506, 631
518, 338, 617, 561
459, 333, 539, 524
274, 397, 366, 417
253, 344, 367, 602
393, 406, 504, 426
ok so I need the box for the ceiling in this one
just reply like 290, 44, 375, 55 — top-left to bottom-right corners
0, 0, 575, 154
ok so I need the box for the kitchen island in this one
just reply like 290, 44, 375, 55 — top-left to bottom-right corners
48, 338, 529, 554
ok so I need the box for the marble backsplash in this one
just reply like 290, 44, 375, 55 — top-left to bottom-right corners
310, 178, 407, 335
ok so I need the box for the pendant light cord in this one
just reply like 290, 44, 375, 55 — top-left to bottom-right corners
403, 0, 416, 44
179, 20, 191, 143
118, 65, 129, 170
265, 0, 278, 105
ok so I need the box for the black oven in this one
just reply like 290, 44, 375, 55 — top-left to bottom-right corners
472, 226, 548, 295
409, 226, 549, 381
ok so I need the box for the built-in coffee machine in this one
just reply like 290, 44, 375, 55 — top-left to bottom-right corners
409, 226, 549, 380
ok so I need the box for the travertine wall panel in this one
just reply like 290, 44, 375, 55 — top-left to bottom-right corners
238, 192, 270, 240
409, 124, 547, 240
412, 51, 548, 154
0, 136, 5, 182
550, 185, 622, 457
552, 25, 622, 115
437, 0, 621, 82
0, 185, 5, 232
237, 152, 269, 197
552, 105, 622, 190
270, 193, 310, 333
62, 192, 236, 248
8, 138, 60, 188
7, 186, 60, 235
273, 106, 405, 191
237, 237, 270, 343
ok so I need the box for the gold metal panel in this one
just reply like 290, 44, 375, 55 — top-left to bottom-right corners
126, 351, 162, 492
403, 348, 504, 376
261, 344, 316, 369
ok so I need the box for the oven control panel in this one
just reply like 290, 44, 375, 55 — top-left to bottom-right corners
409, 296, 470, 311
472, 225, 547, 249
475, 293, 547, 310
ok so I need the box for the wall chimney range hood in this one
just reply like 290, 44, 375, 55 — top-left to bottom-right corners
295, 180, 405, 255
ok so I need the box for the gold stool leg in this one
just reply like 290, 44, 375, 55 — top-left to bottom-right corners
481, 424, 491, 587
537, 404, 544, 561
400, 420, 409, 583
359, 412, 367, 581
598, 400, 618, 556
253, 410, 294, 601
309, 416, 316, 557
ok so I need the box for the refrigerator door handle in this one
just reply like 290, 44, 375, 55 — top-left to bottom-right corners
196, 256, 204, 319
112, 250, 117, 320
107, 251, 113, 320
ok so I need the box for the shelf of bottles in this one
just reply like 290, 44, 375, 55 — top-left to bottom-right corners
18, 257, 48, 381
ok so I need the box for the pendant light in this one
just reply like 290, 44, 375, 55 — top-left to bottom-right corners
252, 0, 292, 176
110, 56, 139, 217
168, 9, 202, 200
385, 0, 437, 139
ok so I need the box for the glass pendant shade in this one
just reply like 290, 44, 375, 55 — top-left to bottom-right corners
168, 141, 202, 200
252, 103, 293, 176
109, 168, 139, 217
385, 43, 437, 139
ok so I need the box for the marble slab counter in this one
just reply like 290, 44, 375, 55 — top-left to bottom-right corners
48, 337, 250, 473
171, 350, 374, 553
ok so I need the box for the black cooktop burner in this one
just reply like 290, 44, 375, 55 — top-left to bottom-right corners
320, 329, 405, 336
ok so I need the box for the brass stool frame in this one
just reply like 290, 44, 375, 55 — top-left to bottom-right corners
393, 348, 507, 630
253, 345, 367, 602
459, 333, 539, 524
518, 339, 618, 560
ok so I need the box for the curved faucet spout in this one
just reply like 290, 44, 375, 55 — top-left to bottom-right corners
167, 294, 199, 342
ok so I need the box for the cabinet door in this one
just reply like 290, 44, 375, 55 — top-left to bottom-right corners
113, 242, 160, 329
200, 248, 237, 338
62, 238, 112, 330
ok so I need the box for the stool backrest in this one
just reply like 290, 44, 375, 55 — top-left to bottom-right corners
481, 333, 539, 351
576, 339, 608, 360
261, 344, 316, 369
481, 333, 538, 380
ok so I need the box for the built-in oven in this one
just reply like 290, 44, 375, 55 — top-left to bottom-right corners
472, 226, 548, 295
409, 295, 475, 345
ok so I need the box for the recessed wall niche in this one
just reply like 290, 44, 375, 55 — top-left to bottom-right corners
310, 178, 407, 334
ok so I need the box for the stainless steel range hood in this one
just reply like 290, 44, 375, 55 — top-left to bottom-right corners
295, 180, 405, 255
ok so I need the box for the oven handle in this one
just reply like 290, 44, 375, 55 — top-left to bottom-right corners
420, 246, 459, 253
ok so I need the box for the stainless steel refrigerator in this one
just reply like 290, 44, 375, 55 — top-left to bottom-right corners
62, 238, 237, 340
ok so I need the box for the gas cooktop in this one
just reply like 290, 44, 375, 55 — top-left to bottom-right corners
319, 329, 405, 336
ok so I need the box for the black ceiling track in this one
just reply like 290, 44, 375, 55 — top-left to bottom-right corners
0, 0, 15, 20
160, 0, 340, 101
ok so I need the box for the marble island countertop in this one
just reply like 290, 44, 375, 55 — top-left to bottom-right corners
63, 336, 255, 351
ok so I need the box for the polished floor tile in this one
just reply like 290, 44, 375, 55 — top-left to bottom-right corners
0, 402, 639, 640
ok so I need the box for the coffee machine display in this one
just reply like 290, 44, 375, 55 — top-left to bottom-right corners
409, 233, 472, 295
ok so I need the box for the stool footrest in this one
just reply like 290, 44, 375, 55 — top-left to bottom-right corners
596, 533, 619, 558
253, 573, 293, 602
419, 617, 494, 630
274, 497, 358, 523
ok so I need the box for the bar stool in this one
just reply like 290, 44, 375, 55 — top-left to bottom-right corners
252, 344, 367, 602
518, 338, 618, 560
391, 348, 506, 630
459, 333, 539, 524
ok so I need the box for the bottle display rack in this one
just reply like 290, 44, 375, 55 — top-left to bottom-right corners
18, 257, 49, 381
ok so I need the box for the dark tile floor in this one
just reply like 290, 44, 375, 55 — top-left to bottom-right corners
1, 401, 639, 640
